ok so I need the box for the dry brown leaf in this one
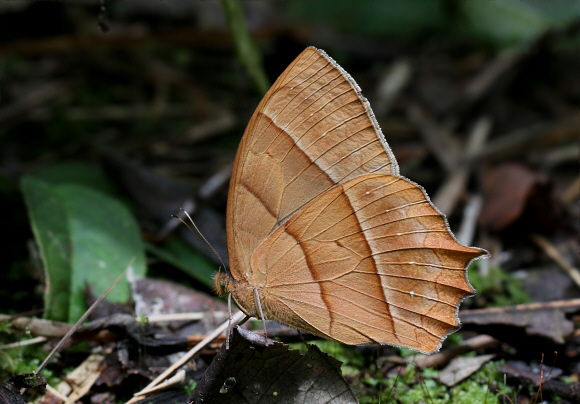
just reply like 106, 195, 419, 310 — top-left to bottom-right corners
438, 354, 495, 387
460, 299, 580, 346
479, 163, 550, 232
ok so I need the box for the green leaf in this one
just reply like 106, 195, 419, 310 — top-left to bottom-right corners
21, 177, 71, 322
146, 238, 216, 288
21, 178, 146, 323
220, 0, 270, 95
286, 0, 446, 39
457, 0, 551, 47
59, 184, 146, 322
285, 0, 579, 49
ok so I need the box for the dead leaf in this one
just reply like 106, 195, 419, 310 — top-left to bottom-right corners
56, 350, 108, 403
500, 361, 580, 402
460, 299, 580, 346
479, 163, 551, 232
132, 278, 228, 335
500, 360, 562, 386
438, 354, 495, 386
189, 327, 357, 404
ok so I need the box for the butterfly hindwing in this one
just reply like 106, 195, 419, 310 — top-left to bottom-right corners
250, 174, 483, 352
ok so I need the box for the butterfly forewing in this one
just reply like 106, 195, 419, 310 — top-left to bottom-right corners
250, 174, 482, 353
227, 47, 398, 281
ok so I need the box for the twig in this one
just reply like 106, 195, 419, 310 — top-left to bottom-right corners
65, 368, 104, 404
184, 109, 236, 143
46, 384, 68, 402
461, 49, 524, 106
532, 234, 580, 289
432, 116, 492, 216
457, 194, 483, 247
28, 104, 211, 121
36, 260, 133, 374
467, 114, 580, 162
407, 103, 460, 173
374, 58, 412, 116
0, 310, 224, 341
0, 336, 47, 350
534, 144, 579, 169
0, 28, 239, 56
134, 370, 186, 396
138, 312, 228, 323
128, 310, 247, 403
198, 161, 234, 201
461, 298, 580, 315
157, 160, 233, 239
61, 350, 109, 404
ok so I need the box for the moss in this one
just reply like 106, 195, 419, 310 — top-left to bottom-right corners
469, 264, 531, 307
184, 379, 197, 395
355, 362, 514, 403
0, 345, 60, 388
292, 337, 515, 403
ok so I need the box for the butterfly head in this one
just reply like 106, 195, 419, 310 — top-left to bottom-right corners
214, 270, 264, 320
213, 271, 229, 296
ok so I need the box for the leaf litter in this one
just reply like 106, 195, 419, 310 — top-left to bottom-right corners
1, 2, 579, 403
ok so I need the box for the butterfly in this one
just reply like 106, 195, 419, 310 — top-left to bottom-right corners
214, 47, 485, 353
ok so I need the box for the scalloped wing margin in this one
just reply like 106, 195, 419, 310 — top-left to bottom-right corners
251, 174, 485, 353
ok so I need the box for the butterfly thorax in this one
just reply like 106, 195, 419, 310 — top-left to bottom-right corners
214, 271, 264, 319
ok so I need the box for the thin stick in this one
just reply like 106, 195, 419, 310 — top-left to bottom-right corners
129, 310, 247, 403
46, 384, 68, 401
0, 336, 47, 350
532, 234, 580, 288
137, 312, 228, 323
433, 116, 491, 216
36, 259, 134, 374
457, 195, 483, 247
136, 369, 186, 396
533, 353, 545, 403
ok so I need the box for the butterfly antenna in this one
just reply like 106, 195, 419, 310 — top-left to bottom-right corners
173, 208, 227, 272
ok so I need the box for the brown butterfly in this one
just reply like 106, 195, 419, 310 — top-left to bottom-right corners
214, 47, 486, 353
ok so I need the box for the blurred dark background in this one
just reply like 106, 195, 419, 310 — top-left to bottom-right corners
1, 0, 579, 317
1, 1, 580, 402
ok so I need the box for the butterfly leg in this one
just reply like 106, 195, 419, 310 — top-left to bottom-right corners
253, 288, 269, 344
226, 292, 252, 350
225, 293, 251, 349
226, 293, 233, 350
